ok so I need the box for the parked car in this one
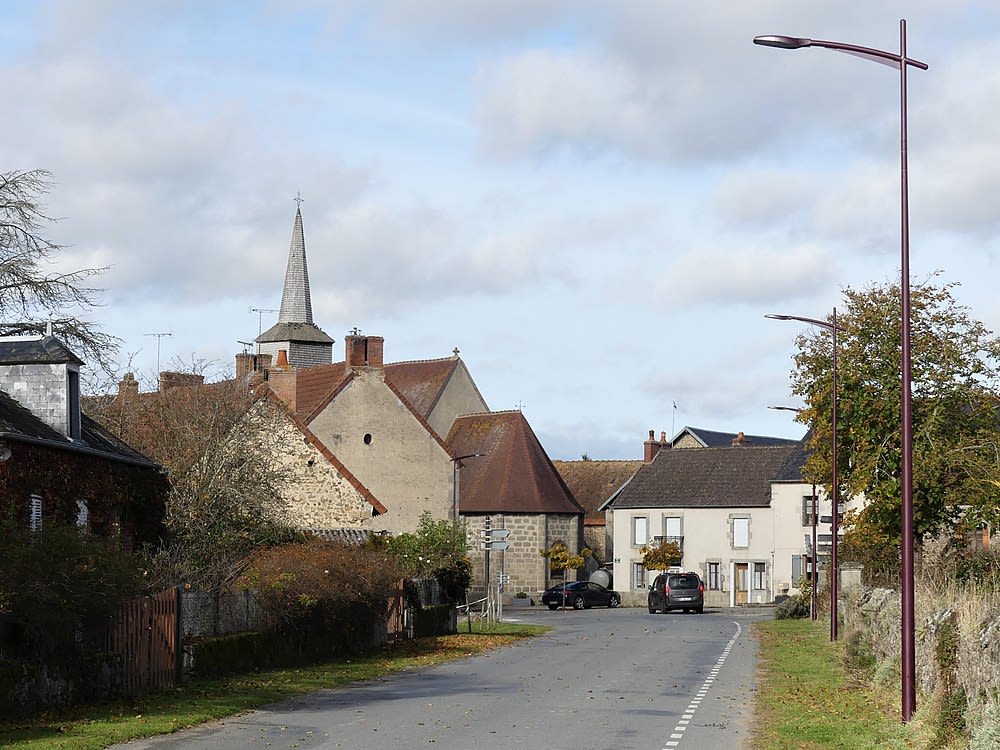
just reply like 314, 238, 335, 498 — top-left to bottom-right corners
542, 580, 621, 610
648, 571, 704, 614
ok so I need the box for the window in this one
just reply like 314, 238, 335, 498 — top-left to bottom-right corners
76, 499, 89, 530
663, 516, 681, 539
802, 494, 818, 526
29, 494, 42, 533
707, 561, 721, 590
632, 562, 647, 590
633, 516, 648, 546
753, 562, 767, 590
732, 517, 749, 548
792, 555, 802, 581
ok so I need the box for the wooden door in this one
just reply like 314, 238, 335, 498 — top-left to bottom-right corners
734, 563, 749, 606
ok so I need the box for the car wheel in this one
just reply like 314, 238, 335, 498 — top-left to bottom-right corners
609, 594, 620, 608
648, 605, 655, 613
695, 606, 704, 614
572, 596, 585, 610
683, 608, 690, 614
547, 603, 558, 610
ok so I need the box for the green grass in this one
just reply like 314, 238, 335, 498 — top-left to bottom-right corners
751, 619, 914, 750
0, 621, 548, 750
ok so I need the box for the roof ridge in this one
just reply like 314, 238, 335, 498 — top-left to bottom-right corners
384, 356, 455, 366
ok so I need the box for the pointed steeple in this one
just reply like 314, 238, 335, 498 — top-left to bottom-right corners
278, 207, 314, 325
255, 199, 334, 370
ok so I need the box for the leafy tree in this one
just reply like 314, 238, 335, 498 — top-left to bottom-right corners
540, 541, 591, 608
382, 511, 472, 602
640, 539, 682, 570
787, 275, 1000, 558
0, 169, 118, 376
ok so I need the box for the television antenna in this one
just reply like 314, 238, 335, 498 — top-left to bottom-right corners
144, 332, 172, 374
250, 307, 278, 354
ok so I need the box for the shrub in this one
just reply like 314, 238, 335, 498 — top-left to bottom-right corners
0, 513, 140, 667
970, 701, 1000, 750
774, 596, 809, 619
238, 538, 403, 637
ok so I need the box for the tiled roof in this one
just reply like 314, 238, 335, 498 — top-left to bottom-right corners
610, 443, 805, 510
1, 389, 158, 468
552, 459, 642, 522
292, 362, 353, 419
383, 358, 457, 419
673, 426, 800, 448
446, 411, 585, 515
257, 321, 334, 344
0, 335, 84, 366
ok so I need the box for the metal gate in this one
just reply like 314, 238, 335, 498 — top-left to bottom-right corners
111, 587, 179, 694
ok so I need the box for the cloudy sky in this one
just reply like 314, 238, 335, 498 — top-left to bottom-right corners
4, 1, 1000, 460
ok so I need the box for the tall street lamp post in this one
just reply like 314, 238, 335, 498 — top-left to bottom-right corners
769, 406, 818, 622
754, 21, 926, 722
767, 311, 844, 640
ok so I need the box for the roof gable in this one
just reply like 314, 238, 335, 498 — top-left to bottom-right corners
611, 443, 805, 510
446, 411, 584, 515
552, 459, 642, 521
383, 358, 458, 419
671, 426, 801, 448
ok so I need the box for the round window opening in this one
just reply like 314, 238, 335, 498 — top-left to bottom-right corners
363, 433, 373, 445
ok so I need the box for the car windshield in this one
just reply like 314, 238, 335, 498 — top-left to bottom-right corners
668, 575, 699, 589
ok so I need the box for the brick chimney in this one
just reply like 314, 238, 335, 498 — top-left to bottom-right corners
159, 371, 205, 391
731, 431, 748, 446
236, 352, 272, 381
118, 372, 140, 400
644, 429, 668, 462
345, 334, 384, 372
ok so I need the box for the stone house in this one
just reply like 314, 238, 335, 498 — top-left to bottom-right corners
0, 331, 166, 548
446, 410, 586, 597
603, 431, 831, 607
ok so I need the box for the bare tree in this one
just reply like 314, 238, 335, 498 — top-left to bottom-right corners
0, 169, 118, 375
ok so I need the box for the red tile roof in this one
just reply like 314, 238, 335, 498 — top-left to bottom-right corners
446, 411, 585, 515
383, 358, 458, 419
552, 459, 642, 523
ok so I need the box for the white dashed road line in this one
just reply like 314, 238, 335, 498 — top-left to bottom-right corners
661, 621, 742, 750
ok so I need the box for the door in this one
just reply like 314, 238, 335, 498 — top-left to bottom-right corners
734, 563, 749, 606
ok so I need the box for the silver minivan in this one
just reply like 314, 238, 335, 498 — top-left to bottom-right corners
648, 572, 704, 614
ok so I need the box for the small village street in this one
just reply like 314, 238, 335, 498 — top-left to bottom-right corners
108, 607, 767, 750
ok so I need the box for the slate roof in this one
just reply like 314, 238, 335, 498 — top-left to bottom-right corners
383, 358, 458, 420
257, 321, 334, 344
552, 459, 642, 524
609, 443, 805, 510
672, 426, 800, 448
446, 411, 585, 515
0, 335, 84, 366
0, 389, 158, 468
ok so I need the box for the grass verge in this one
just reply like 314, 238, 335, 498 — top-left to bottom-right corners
751, 619, 913, 750
0, 621, 548, 750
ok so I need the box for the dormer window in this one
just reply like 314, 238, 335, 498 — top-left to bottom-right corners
68, 367, 81, 440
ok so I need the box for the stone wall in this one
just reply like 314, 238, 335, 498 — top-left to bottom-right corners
466, 513, 583, 599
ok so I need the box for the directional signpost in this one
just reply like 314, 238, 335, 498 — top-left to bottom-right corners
480, 522, 511, 622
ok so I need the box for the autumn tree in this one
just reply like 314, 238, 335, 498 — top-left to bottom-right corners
787, 275, 1000, 564
0, 169, 117, 376
641, 539, 682, 571
540, 541, 591, 608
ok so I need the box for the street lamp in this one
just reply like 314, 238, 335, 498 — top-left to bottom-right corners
755, 20, 926, 722
767, 311, 844, 641
769, 405, 818, 622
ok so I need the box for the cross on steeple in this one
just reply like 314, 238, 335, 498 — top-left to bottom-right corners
294, 191, 304, 208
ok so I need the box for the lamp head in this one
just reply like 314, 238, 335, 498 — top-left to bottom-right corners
753, 35, 812, 49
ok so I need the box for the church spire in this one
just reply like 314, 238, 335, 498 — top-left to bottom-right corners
278, 203, 313, 325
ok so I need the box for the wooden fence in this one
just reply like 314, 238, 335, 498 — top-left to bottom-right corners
111, 587, 180, 695
386, 579, 407, 640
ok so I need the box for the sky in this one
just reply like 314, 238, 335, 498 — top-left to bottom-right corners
4, 1, 1000, 460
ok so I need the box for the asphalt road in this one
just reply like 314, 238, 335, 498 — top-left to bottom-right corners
109, 605, 768, 750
